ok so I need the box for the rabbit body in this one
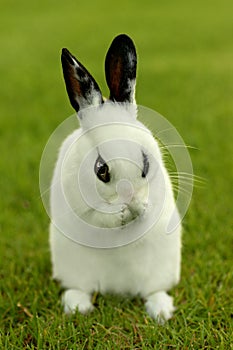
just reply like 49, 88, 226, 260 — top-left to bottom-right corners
49, 35, 182, 322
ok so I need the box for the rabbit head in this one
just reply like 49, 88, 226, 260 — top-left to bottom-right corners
59, 35, 167, 231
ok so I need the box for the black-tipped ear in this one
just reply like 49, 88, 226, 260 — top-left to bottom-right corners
61, 48, 103, 112
105, 34, 137, 103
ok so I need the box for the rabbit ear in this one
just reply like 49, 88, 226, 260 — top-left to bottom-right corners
61, 48, 103, 112
105, 34, 137, 103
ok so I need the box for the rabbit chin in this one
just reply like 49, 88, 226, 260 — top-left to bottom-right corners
81, 200, 148, 229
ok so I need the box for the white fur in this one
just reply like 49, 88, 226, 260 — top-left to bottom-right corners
49, 102, 182, 322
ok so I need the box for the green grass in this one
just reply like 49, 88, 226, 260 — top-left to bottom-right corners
0, 0, 233, 348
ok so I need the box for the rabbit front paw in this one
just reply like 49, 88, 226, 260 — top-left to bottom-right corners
62, 289, 94, 315
145, 291, 176, 324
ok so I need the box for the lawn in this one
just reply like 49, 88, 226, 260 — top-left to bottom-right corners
0, 0, 233, 349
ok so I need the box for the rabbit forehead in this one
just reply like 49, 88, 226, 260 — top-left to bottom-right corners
80, 123, 161, 163
78, 102, 137, 129
98, 140, 143, 165
78, 106, 155, 149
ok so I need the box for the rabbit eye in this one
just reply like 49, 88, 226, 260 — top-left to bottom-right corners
94, 155, 110, 183
142, 152, 149, 178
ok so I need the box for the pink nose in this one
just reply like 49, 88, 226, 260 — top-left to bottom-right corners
116, 179, 134, 204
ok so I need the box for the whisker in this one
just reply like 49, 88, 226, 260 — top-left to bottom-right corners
170, 178, 205, 186
160, 144, 199, 151
169, 171, 203, 177
172, 185, 192, 197
169, 172, 206, 184
155, 127, 175, 137
170, 173, 206, 191
171, 179, 205, 190
39, 187, 50, 199
169, 175, 194, 181
39, 177, 70, 200
170, 178, 193, 185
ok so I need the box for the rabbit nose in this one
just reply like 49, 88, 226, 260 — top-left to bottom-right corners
116, 179, 134, 204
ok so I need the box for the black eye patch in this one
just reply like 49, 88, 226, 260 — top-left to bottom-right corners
94, 155, 110, 183
142, 152, 149, 178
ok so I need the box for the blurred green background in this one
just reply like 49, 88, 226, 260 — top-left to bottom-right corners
0, 0, 232, 348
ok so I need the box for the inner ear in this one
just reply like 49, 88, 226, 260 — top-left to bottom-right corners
105, 34, 137, 103
107, 56, 123, 102
61, 48, 103, 112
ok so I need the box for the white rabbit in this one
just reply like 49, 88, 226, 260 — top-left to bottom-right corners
49, 34, 182, 323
